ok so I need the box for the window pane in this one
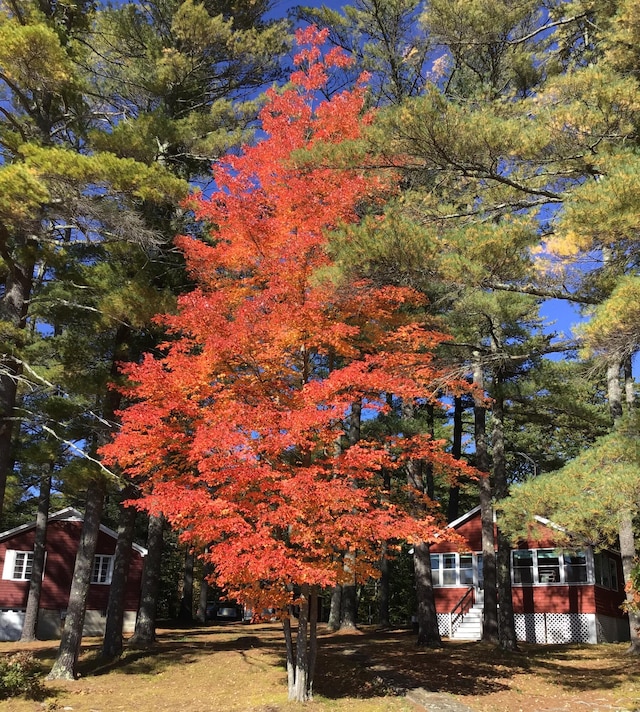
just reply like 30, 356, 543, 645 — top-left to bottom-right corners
92, 555, 112, 584
442, 554, 456, 585
12, 552, 33, 580
601, 556, 611, 588
538, 550, 560, 583
564, 552, 587, 583
460, 555, 473, 585
609, 559, 618, 591
512, 550, 534, 584
594, 554, 603, 585
430, 555, 441, 586
13, 553, 25, 579
443, 554, 456, 569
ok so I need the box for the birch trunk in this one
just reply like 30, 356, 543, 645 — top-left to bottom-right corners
285, 584, 317, 702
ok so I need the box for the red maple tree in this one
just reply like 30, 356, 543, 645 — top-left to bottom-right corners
102, 27, 474, 701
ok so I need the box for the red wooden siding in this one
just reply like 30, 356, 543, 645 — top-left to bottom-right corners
0, 520, 144, 612
429, 508, 628, 620
433, 587, 474, 613
512, 584, 596, 614
431, 512, 486, 553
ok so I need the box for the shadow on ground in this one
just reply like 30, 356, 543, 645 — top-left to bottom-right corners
5, 623, 638, 706
311, 628, 638, 702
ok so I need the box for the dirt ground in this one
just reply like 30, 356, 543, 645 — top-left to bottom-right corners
0, 623, 638, 712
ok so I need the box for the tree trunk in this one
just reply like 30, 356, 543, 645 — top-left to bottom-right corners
48, 322, 130, 674
129, 513, 164, 647
48, 477, 106, 679
403, 399, 440, 645
196, 557, 212, 624
328, 584, 342, 631
102, 494, 137, 659
618, 356, 640, 653
414, 541, 442, 647
348, 399, 361, 446
624, 357, 634, 408
285, 583, 317, 702
619, 512, 640, 653
491, 369, 517, 651
447, 396, 463, 523
179, 545, 194, 623
474, 357, 498, 644
378, 541, 390, 628
378, 468, 391, 628
339, 401, 361, 631
607, 360, 623, 422
340, 551, 358, 630
0, 248, 35, 522
20, 467, 52, 642
308, 587, 318, 695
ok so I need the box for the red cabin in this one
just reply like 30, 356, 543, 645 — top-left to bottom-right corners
0, 507, 147, 641
430, 506, 629, 644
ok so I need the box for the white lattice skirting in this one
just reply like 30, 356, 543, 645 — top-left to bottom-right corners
438, 612, 629, 644
514, 613, 629, 644
436, 613, 449, 638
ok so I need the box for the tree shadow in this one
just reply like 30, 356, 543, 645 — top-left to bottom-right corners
313, 629, 520, 700
4, 622, 637, 705
78, 626, 283, 677
520, 643, 636, 693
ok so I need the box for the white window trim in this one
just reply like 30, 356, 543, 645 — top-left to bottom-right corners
431, 552, 481, 588
91, 554, 114, 585
2, 550, 34, 581
511, 548, 589, 586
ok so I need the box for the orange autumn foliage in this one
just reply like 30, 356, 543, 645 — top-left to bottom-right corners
101, 28, 475, 613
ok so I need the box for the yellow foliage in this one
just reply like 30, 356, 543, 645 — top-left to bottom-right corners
0, 15, 74, 90
580, 276, 640, 357
0, 163, 50, 222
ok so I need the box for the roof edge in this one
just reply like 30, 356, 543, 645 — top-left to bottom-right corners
0, 506, 148, 556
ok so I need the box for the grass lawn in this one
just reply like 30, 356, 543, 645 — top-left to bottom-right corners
0, 623, 638, 711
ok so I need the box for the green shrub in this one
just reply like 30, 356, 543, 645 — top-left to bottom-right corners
0, 652, 45, 700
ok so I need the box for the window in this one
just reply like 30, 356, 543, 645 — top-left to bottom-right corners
564, 552, 588, 583
2, 550, 34, 581
512, 550, 534, 584
512, 549, 590, 585
537, 550, 560, 583
442, 554, 457, 585
459, 554, 474, 585
595, 552, 619, 591
430, 552, 481, 587
92, 555, 113, 585
430, 555, 441, 586
609, 558, 618, 592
